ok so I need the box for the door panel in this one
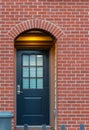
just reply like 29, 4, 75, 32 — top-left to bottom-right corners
16, 50, 49, 125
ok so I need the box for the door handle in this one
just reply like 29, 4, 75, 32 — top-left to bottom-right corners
17, 85, 23, 94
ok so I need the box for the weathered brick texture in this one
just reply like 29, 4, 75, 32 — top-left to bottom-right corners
1, 0, 89, 130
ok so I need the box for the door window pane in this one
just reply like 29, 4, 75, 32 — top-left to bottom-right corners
30, 55, 36, 66
30, 78, 36, 89
23, 55, 29, 66
23, 78, 29, 89
30, 67, 36, 77
23, 67, 29, 77
22, 54, 44, 89
37, 79, 43, 89
37, 67, 43, 77
37, 55, 43, 66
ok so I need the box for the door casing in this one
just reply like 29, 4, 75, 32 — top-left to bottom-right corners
15, 44, 56, 128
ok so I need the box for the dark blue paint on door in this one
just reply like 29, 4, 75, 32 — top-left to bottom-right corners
16, 50, 49, 125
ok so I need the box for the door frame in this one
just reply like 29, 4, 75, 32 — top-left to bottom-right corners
15, 44, 56, 129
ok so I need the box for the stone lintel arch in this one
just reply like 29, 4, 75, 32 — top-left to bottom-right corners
7, 19, 64, 40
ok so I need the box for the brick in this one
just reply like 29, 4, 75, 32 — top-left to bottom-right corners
1, 0, 89, 130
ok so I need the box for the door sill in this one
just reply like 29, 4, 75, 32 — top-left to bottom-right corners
16, 125, 51, 127
15, 125, 52, 130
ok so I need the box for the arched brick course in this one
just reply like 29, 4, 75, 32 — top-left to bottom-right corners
7, 19, 64, 40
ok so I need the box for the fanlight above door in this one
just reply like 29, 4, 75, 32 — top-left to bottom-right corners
15, 29, 55, 49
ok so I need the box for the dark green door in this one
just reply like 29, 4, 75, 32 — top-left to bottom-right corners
16, 50, 49, 125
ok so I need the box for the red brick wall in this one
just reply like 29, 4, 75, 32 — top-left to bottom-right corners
1, 0, 89, 130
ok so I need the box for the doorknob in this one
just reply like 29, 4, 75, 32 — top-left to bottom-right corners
17, 85, 23, 94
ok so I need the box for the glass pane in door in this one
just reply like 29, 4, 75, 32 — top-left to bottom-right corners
37, 55, 43, 66
37, 79, 43, 89
37, 67, 43, 77
30, 67, 36, 77
23, 67, 29, 77
23, 55, 29, 66
23, 78, 29, 89
30, 78, 36, 89
30, 55, 36, 66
